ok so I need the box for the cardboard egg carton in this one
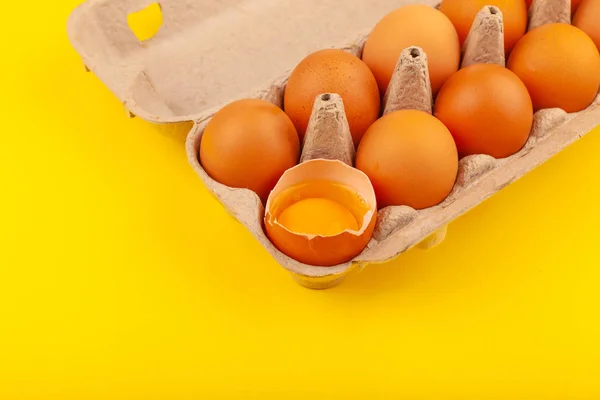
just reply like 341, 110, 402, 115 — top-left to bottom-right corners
68, 0, 600, 289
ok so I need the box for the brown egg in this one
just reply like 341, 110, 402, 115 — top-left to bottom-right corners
434, 64, 533, 159
265, 159, 377, 267
362, 4, 460, 95
200, 98, 300, 203
573, 0, 600, 54
440, 0, 527, 53
507, 23, 600, 113
356, 110, 458, 210
283, 49, 380, 146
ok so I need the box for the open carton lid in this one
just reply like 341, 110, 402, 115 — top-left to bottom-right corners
67, 0, 439, 124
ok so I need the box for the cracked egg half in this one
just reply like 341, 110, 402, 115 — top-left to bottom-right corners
264, 159, 377, 267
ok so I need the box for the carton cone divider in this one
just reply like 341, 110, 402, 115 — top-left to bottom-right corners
382, 46, 433, 116
528, 108, 569, 144
461, 6, 506, 68
528, 0, 571, 32
299, 93, 356, 166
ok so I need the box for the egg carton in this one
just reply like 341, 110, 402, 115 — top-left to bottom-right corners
68, 0, 600, 289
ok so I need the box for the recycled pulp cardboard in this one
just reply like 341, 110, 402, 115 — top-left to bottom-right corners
68, 0, 600, 289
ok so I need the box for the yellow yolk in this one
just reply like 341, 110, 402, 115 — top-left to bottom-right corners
277, 198, 359, 236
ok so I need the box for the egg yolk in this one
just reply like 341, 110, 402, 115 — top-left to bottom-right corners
277, 198, 359, 236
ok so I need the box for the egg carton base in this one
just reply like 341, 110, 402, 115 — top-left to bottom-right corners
67, 0, 600, 289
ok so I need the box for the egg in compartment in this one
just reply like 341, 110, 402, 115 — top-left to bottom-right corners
362, 4, 461, 96
434, 64, 534, 159
283, 49, 380, 146
264, 160, 377, 267
199, 98, 300, 203
440, 0, 527, 53
508, 23, 600, 113
356, 110, 459, 210
573, 0, 600, 54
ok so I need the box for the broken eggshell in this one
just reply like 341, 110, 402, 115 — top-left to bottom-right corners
264, 159, 378, 267
264, 94, 377, 267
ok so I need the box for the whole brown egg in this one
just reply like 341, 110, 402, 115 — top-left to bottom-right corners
356, 110, 458, 210
508, 23, 600, 113
199, 98, 300, 203
440, 0, 528, 53
362, 4, 461, 96
573, 0, 600, 54
284, 49, 380, 146
434, 64, 533, 159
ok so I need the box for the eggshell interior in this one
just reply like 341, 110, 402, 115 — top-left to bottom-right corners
265, 159, 377, 239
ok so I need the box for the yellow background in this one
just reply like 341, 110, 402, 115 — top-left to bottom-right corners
2, 1, 600, 398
